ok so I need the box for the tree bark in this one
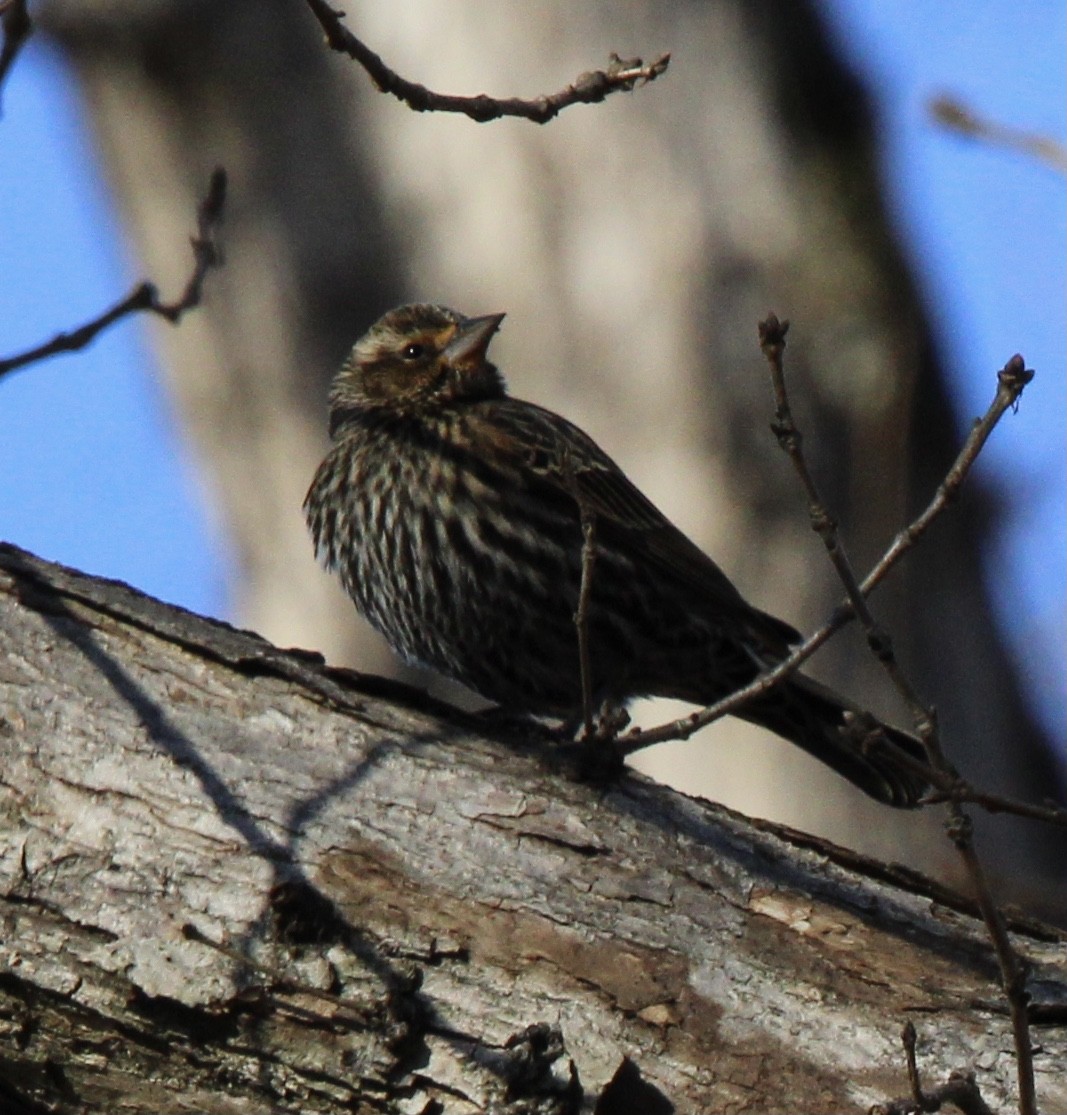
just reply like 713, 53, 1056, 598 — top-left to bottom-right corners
1, 542, 1064, 1114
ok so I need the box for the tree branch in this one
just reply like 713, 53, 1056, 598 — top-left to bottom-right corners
873, 1021, 996, 1115
931, 94, 1067, 172
2, 540, 1065, 1113
757, 315, 1038, 1115
0, 167, 226, 382
618, 334, 1036, 762
304, 0, 669, 124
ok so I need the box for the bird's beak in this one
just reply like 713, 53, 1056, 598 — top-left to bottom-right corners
444, 312, 506, 365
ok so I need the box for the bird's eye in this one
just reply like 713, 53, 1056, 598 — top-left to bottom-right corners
402, 342, 426, 360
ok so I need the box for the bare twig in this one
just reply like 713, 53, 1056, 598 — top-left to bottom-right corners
903, 1020, 924, 1107
932, 784, 1065, 829
863, 353, 1034, 596
618, 321, 1050, 1110
559, 444, 600, 740
861, 737, 1067, 830
617, 620, 832, 754
760, 314, 938, 745
931, 94, 1067, 173
872, 1020, 996, 1115
619, 340, 1036, 758
950, 813, 1037, 1115
0, 167, 227, 382
575, 508, 598, 739
925, 784, 1067, 828
0, 0, 31, 111
759, 316, 1037, 1115
304, 0, 669, 124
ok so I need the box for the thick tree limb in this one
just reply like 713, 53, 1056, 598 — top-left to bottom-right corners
0, 542, 1064, 1114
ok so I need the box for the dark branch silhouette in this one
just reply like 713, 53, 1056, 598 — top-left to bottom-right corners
0, 0, 31, 111
304, 0, 669, 124
0, 167, 226, 382
614, 315, 1050, 1111
619, 338, 1035, 757
756, 315, 1038, 1115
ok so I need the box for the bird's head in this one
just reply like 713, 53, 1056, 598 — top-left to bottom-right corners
329, 304, 506, 431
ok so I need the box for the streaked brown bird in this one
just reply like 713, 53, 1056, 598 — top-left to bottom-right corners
305, 304, 929, 807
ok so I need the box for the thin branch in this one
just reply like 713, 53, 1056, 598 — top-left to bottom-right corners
925, 784, 1067, 828
822, 719, 1067, 832
758, 315, 1037, 1115
903, 1020, 925, 1109
872, 1021, 996, 1115
575, 508, 598, 739
949, 813, 1037, 1115
862, 353, 1034, 594
304, 0, 669, 124
0, 0, 31, 112
760, 313, 937, 747
617, 620, 834, 754
618, 342, 1035, 758
0, 167, 227, 382
558, 444, 601, 742
931, 94, 1067, 173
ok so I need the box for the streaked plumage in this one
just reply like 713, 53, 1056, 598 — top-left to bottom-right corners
305, 304, 929, 807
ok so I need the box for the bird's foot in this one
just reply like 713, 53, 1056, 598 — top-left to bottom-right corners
560, 700, 630, 744
557, 702, 631, 783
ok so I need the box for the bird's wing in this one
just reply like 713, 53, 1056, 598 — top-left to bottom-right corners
488, 399, 800, 654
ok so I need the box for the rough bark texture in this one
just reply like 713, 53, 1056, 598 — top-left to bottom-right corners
1, 543, 1064, 1115
38, 0, 1064, 883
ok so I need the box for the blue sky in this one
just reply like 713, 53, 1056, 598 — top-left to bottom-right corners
820, 0, 1066, 742
1, 3, 1063, 740
0, 38, 231, 617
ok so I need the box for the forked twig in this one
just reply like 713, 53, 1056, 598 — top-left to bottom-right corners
761, 313, 935, 744
872, 1021, 996, 1115
757, 315, 1037, 1115
304, 0, 669, 125
619, 336, 1036, 763
0, 168, 227, 382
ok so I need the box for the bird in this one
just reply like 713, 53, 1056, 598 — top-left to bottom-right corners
304, 303, 930, 807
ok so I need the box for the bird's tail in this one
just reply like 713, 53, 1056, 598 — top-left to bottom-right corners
736, 673, 931, 808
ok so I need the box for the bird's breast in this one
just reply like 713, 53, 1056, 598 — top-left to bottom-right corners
307, 417, 581, 673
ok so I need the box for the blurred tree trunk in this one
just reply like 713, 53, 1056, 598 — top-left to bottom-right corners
41, 0, 1063, 901
2, 542, 1066, 1115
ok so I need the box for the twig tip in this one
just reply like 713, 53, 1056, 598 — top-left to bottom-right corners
1000, 353, 1033, 387
758, 314, 789, 345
